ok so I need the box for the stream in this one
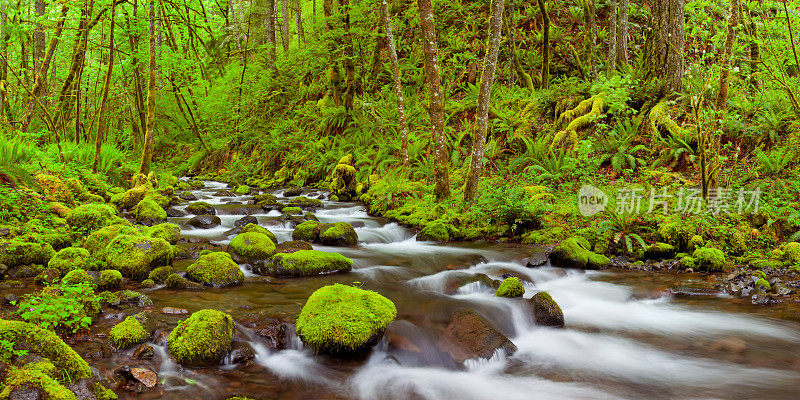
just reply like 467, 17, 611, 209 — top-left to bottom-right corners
86, 181, 800, 400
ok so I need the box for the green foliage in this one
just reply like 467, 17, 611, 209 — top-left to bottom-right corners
600, 212, 650, 254
0, 339, 28, 362
595, 120, 647, 173
15, 283, 99, 333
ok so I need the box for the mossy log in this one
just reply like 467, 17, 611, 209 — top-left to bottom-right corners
647, 100, 684, 140
551, 93, 606, 149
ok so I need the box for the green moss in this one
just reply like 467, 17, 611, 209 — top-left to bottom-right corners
0, 240, 56, 267
587, 253, 611, 269
48, 247, 91, 275
145, 223, 181, 245
109, 316, 149, 349
65, 203, 117, 232
186, 252, 244, 286
99, 269, 123, 289
168, 309, 234, 366
110, 184, 151, 210
755, 278, 771, 291
550, 237, 609, 269
263, 250, 352, 277
83, 223, 139, 256
165, 273, 205, 291
752, 270, 767, 279
330, 163, 357, 200
0, 366, 76, 400
141, 279, 155, 288
782, 242, 800, 264
228, 232, 276, 262
692, 247, 727, 272
98, 291, 119, 306
131, 198, 167, 226
495, 277, 525, 298
0, 319, 93, 380
296, 284, 396, 355
240, 223, 278, 243
253, 193, 278, 203
105, 235, 174, 279
319, 222, 358, 246
148, 265, 174, 283
287, 196, 323, 208
420, 221, 449, 242
186, 201, 215, 215
292, 220, 321, 241
62, 269, 94, 285
680, 256, 696, 269
728, 231, 747, 256
234, 185, 251, 194
282, 206, 303, 215
644, 242, 677, 259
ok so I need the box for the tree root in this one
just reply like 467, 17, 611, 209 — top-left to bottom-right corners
646, 100, 684, 140
551, 93, 606, 149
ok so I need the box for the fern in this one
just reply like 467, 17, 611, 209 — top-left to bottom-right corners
755, 147, 792, 176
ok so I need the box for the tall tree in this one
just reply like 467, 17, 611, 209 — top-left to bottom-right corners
0, 3, 8, 121
281, 0, 290, 51
643, 0, 685, 93
419, 0, 450, 199
537, 0, 549, 89
715, 0, 739, 109
139, 0, 158, 177
380, 0, 408, 168
617, 0, 629, 67
464, 0, 505, 202
609, 0, 617, 71
588, 0, 597, 77
93, 0, 118, 172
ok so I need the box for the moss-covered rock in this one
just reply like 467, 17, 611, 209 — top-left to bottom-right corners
186, 252, 244, 287
275, 240, 314, 254
253, 193, 278, 203
688, 235, 704, 251
679, 256, 696, 270
186, 201, 216, 215
329, 162, 357, 201
165, 273, 205, 291
168, 309, 234, 367
145, 223, 181, 245
495, 277, 525, 298
110, 184, 151, 210
755, 278, 771, 292
287, 196, 323, 208
260, 250, 352, 277
292, 220, 321, 242
228, 232, 276, 263
419, 221, 449, 242
61, 269, 94, 285
131, 198, 167, 226
105, 235, 174, 279
318, 222, 358, 246
644, 242, 677, 259
83, 223, 139, 256
48, 247, 91, 275
0, 239, 55, 268
530, 291, 564, 327
99, 269, 123, 289
240, 223, 277, 243
296, 284, 396, 355
234, 185, 251, 195
0, 363, 76, 399
782, 242, 800, 264
110, 316, 149, 349
549, 237, 609, 269
282, 206, 303, 215
692, 247, 727, 272
728, 231, 747, 256
148, 265, 174, 283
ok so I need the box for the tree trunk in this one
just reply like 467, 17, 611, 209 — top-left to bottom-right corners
126, 0, 146, 147
93, 0, 117, 172
380, 0, 409, 168
617, 0, 629, 67
609, 0, 617, 72
588, 0, 597, 78
464, 0, 504, 202
295, 0, 305, 47
281, 0, 290, 51
32, 0, 45, 76
643, 0, 685, 93
507, 0, 517, 86
139, 0, 157, 177
0, 3, 8, 121
341, 0, 355, 111
266, 0, 277, 65
537, 0, 549, 89
715, 0, 739, 109
418, 0, 450, 199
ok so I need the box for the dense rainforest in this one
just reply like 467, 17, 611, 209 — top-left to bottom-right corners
0, 0, 799, 399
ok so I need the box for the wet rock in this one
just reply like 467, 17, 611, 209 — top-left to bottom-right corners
214, 190, 235, 197
168, 309, 234, 367
188, 214, 221, 229
238, 314, 288, 351
444, 273, 498, 295
283, 187, 303, 197
385, 321, 459, 369
178, 191, 197, 201
228, 341, 256, 364
258, 200, 286, 212
234, 215, 258, 228
549, 237, 610, 269
114, 365, 158, 390
3, 293, 19, 306
165, 273, 205, 291
525, 253, 548, 268
83, 342, 113, 359
275, 240, 313, 254
165, 208, 186, 218
161, 307, 189, 315
751, 293, 779, 305
438, 309, 517, 364
773, 283, 794, 296
667, 286, 721, 298
530, 291, 564, 328
318, 222, 359, 246
69, 378, 97, 400
186, 201, 216, 215
259, 250, 352, 277
8, 386, 43, 400
133, 344, 155, 359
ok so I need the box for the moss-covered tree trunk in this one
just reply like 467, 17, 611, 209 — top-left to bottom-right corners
1, 3, 9, 122
419, 0, 450, 199
266, 0, 277, 66
341, 0, 356, 111
139, 0, 157, 177
92, 0, 117, 173
715, 0, 739, 109
617, 0, 629, 67
381, 0, 409, 168
608, 0, 617, 72
465, 0, 505, 202
295, 0, 305, 47
537, 0, 549, 89
643, 0, 685, 93
281, 0, 290, 52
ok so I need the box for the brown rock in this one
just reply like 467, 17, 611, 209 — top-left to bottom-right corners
530, 291, 564, 328
438, 309, 517, 364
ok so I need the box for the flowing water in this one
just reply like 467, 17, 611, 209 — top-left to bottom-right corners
86, 182, 800, 400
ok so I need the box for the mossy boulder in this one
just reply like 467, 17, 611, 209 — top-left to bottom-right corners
61, 269, 94, 285
110, 184, 151, 210
282, 206, 303, 215
186, 201, 216, 215
679, 256, 696, 270
260, 250, 352, 277
186, 252, 244, 287
83, 223, 139, 256
48, 247, 91, 275
65, 204, 118, 232
165, 273, 205, 291
287, 196, 323, 208
275, 240, 314, 254
530, 291, 564, 327
0, 240, 55, 267
692, 247, 727, 272
168, 309, 235, 367
240, 223, 277, 243
755, 278, 771, 292
131, 198, 167, 226
234, 185, 251, 195
188, 214, 222, 229
253, 193, 278, 203
148, 266, 174, 283
296, 284, 396, 356
549, 237, 610, 269
145, 223, 181, 245
99, 269, 123, 289
688, 234, 704, 251
644, 242, 677, 259
105, 234, 174, 279
728, 231, 747, 256
495, 277, 525, 298
781, 242, 800, 264
329, 162, 357, 201
110, 315, 150, 349
318, 222, 358, 246
228, 232, 276, 264
419, 221, 449, 242
292, 220, 321, 242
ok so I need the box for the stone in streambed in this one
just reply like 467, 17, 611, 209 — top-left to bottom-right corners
438, 309, 517, 364
258, 250, 352, 277
275, 240, 313, 254
549, 237, 610, 269
188, 214, 221, 229
318, 222, 358, 246
186, 201, 216, 215
530, 291, 564, 327
168, 309, 235, 367
227, 231, 276, 265
186, 252, 244, 287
